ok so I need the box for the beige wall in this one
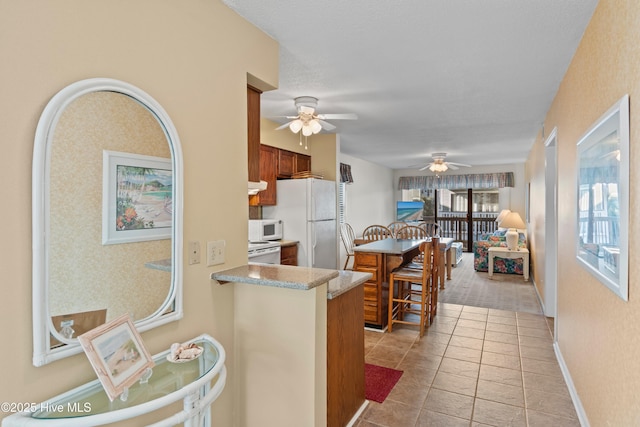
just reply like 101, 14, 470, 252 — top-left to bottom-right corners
0, 1, 278, 425
525, 0, 640, 424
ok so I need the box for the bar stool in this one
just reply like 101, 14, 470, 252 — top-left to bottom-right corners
388, 237, 440, 337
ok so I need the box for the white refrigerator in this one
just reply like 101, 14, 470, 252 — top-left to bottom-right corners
263, 178, 337, 269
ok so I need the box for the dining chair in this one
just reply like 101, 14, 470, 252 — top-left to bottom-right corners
388, 237, 440, 337
387, 221, 406, 237
362, 225, 392, 241
340, 223, 356, 269
395, 225, 427, 240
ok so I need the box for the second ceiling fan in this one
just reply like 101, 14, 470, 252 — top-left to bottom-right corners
419, 153, 471, 173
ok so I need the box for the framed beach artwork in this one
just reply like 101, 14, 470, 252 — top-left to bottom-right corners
576, 95, 629, 301
103, 151, 172, 245
77, 314, 154, 401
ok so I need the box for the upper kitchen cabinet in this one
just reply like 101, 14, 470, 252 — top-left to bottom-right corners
276, 148, 311, 178
247, 86, 261, 183
252, 144, 277, 205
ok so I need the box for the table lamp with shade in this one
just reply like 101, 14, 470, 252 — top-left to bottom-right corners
495, 209, 511, 226
499, 211, 526, 250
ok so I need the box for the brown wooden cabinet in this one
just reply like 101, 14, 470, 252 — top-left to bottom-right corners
295, 152, 311, 174
353, 252, 385, 327
249, 145, 277, 206
280, 241, 298, 266
276, 148, 311, 178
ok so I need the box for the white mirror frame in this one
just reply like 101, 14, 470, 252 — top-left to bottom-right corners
33, 78, 184, 366
576, 94, 629, 301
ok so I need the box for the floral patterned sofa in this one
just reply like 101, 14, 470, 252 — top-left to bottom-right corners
473, 229, 527, 275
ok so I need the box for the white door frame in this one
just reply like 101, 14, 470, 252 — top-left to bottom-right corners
544, 128, 558, 321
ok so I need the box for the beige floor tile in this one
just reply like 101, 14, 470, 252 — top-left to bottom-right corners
453, 325, 486, 339
428, 321, 457, 335
518, 334, 553, 348
479, 364, 523, 387
472, 398, 526, 426
438, 308, 464, 319
521, 357, 562, 377
398, 351, 442, 371
459, 311, 489, 322
439, 357, 480, 379
386, 375, 430, 407
487, 315, 517, 326
526, 409, 581, 426
365, 356, 399, 370
457, 318, 487, 330
516, 318, 549, 330
363, 399, 421, 426
522, 371, 571, 396
484, 330, 519, 345
432, 371, 478, 396
444, 344, 482, 363
367, 342, 409, 366
476, 379, 525, 407
449, 335, 484, 350
423, 388, 474, 419
411, 339, 448, 357
517, 325, 552, 339
420, 330, 454, 345
488, 308, 517, 318
519, 343, 556, 362
525, 388, 578, 419
440, 303, 464, 312
381, 327, 419, 344
485, 321, 518, 335
416, 409, 470, 427
483, 340, 519, 357
481, 351, 521, 370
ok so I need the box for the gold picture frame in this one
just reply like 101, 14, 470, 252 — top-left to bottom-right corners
78, 313, 155, 401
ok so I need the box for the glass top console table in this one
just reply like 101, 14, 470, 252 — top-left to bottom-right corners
3, 334, 226, 427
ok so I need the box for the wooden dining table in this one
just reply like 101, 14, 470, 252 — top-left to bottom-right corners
352, 237, 454, 329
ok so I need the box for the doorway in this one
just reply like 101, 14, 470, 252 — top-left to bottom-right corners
433, 188, 500, 251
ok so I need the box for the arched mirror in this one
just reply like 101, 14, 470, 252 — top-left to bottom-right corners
33, 79, 183, 366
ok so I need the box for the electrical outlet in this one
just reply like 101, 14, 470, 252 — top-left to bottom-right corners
188, 241, 201, 265
207, 240, 226, 266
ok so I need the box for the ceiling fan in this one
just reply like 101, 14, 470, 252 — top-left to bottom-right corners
275, 96, 358, 136
419, 153, 471, 173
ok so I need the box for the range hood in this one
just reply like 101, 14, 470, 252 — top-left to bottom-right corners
248, 180, 268, 195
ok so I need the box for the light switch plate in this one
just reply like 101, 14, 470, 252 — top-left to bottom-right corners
207, 240, 226, 266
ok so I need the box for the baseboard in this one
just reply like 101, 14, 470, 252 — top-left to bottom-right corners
553, 342, 590, 427
346, 400, 369, 427
531, 276, 546, 315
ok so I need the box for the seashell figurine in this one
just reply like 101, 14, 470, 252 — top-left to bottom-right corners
168, 342, 203, 362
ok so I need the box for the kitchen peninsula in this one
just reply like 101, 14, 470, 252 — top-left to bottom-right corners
211, 264, 371, 427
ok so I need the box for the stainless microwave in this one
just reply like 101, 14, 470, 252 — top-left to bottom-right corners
248, 219, 283, 242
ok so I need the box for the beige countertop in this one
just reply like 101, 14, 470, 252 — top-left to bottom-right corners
210, 264, 370, 299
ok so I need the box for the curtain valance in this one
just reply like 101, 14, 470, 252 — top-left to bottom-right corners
398, 172, 514, 190
340, 163, 354, 183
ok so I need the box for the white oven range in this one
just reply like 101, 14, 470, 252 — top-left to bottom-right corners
248, 241, 281, 264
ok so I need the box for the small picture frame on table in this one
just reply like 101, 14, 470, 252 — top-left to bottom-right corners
78, 313, 155, 401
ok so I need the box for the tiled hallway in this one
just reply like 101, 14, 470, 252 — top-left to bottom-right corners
355, 301, 579, 426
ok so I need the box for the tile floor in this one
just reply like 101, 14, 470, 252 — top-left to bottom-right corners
355, 303, 579, 427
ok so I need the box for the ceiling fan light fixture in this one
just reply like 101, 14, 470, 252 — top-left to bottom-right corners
429, 163, 448, 173
289, 119, 303, 133
301, 124, 313, 136
309, 119, 322, 134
